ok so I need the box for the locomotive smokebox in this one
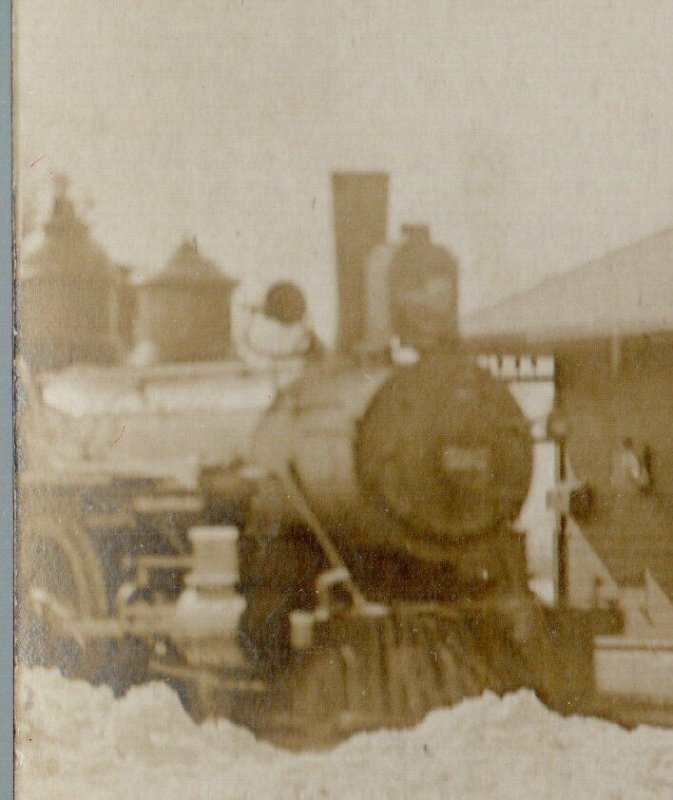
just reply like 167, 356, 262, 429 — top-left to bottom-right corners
331, 172, 389, 354
251, 353, 533, 564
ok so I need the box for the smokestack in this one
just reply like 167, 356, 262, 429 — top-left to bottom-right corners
331, 172, 389, 353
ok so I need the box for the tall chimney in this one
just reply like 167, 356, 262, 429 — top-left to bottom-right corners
331, 172, 389, 353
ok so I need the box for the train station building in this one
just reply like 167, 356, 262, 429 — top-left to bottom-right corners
463, 228, 673, 700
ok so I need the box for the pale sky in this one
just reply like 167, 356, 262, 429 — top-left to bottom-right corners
15, 0, 673, 342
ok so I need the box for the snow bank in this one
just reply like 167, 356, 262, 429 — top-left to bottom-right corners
15, 667, 673, 800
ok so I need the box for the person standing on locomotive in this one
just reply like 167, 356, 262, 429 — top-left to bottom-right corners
239, 281, 325, 364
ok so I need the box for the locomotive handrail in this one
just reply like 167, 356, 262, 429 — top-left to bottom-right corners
278, 465, 368, 610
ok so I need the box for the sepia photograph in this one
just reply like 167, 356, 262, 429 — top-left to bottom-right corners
12, 2, 673, 797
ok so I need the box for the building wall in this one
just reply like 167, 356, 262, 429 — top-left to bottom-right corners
556, 332, 673, 596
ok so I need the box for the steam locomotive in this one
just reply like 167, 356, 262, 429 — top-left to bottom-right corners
16, 174, 619, 747
18, 347, 610, 747
175, 348, 608, 743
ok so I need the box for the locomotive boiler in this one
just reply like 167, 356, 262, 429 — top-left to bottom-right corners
246, 353, 531, 585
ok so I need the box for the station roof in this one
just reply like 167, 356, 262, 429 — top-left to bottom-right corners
462, 227, 673, 342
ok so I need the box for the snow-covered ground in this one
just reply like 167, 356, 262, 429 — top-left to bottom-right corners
14, 667, 673, 800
